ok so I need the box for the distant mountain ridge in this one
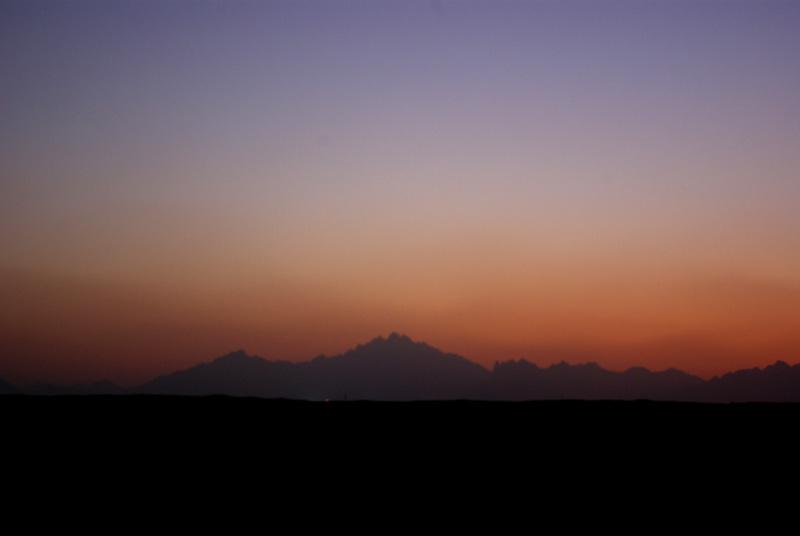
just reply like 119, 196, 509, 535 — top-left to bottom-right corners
133, 333, 799, 402
140, 333, 490, 400
23, 381, 126, 397
0, 377, 17, 394
2, 333, 797, 401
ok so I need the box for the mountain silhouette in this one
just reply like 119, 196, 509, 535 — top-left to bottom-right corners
140, 333, 490, 400
4, 334, 797, 401
134, 333, 800, 402
22, 381, 126, 396
489, 360, 704, 401
701, 360, 800, 402
140, 349, 304, 398
302, 333, 490, 399
0, 377, 17, 394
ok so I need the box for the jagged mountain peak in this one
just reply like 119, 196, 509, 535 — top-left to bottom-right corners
214, 349, 251, 362
119, 335, 800, 401
361, 332, 418, 349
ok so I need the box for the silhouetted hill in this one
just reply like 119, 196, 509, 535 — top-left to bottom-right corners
140, 349, 304, 398
23, 381, 125, 396
140, 333, 490, 400
133, 333, 799, 402
702, 361, 800, 402
13, 334, 798, 401
0, 378, 17, 394
489, 360, 704, 400
305, 333, 491, 399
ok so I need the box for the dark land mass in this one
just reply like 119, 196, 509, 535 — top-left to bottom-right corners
130, 333, 800, 402
5, 394, 799, 439
4, 394, 798, 460
3, 333, 800, 402
0, 378, 16, 394
8, 332, 796, 475
4, 394, 798, 490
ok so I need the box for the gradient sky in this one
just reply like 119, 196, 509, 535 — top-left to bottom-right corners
2, 0, 800, 385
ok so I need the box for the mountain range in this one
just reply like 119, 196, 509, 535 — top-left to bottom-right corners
2, 333, 799, 401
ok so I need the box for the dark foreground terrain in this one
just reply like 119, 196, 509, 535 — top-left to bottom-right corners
5, 394, 799, 445
4, 395, 799, 503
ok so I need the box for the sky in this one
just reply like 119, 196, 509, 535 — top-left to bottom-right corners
2, 0, 800, 386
